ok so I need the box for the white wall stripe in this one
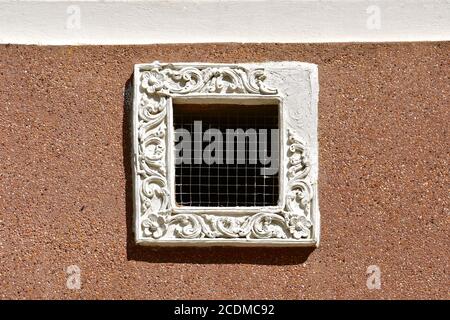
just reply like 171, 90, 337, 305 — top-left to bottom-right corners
0, 0, 449, 45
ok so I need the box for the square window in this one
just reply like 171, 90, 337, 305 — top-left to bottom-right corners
133, 61, 319, 246
173, 103, 280, 208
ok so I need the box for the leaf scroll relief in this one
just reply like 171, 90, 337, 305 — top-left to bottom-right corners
137, 62, 313, 241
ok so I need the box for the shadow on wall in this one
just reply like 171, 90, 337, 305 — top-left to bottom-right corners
122, 76, 314, 265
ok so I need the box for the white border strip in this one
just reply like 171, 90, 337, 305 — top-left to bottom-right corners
0, 0, 449, 45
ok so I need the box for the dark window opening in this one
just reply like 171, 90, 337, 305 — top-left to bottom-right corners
173, 103, 279, 207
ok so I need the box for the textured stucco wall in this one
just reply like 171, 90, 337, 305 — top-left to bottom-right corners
0, 43, 448, 299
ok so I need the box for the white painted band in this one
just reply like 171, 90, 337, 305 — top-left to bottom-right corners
0, 0, 449, 45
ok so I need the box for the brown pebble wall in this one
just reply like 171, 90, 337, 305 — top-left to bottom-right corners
0, 43, 448, 299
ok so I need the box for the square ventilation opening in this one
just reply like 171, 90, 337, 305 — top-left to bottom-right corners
173, 101, 280, 207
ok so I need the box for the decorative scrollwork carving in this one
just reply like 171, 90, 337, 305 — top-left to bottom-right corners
139, 61, 278, 96
136, 61, 315, 243
283, 130, 313, 239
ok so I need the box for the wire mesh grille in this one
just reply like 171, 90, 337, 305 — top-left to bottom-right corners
173, 103, 279, 207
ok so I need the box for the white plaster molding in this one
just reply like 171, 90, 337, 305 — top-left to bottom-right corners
132, 61, 320, 246
0, 1, 449, 45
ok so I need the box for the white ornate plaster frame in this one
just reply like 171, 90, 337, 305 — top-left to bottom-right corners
132, 61, 319, 246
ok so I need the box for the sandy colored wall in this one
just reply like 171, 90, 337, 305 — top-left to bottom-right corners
0, 43, 448, 299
